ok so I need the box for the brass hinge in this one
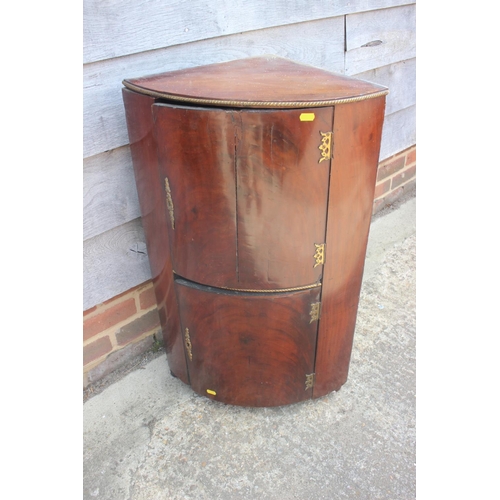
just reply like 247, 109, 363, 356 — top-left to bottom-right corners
313, 243, 325, 268
309, 302, 321, 323
318, 131, 333, 163
184, 328, 192, 361
164, 177, 175, 230
305, 373, 315, 390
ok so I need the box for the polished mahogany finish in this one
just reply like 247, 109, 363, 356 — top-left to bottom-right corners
122, 89, 188, 384
313, 97, 386, 398
176, 280, 320, 407
153, 104, 238, 288
122, 57, 387, 406
153, 103, 332, 290
235, 107, 332, 289
123, 55, 387, 108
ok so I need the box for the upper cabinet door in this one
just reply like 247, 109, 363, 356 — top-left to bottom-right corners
153, 103, 333, 289
235, 107, 333, 289
153, 104, 238, 288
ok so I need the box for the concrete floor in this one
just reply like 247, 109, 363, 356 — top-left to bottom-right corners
83, 195, 416, 500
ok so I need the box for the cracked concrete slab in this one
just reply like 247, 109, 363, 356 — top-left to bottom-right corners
83, 194, 416, 500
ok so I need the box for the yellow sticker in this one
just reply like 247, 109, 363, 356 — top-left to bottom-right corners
206, 389, 216, 396
300, 113, 315, 122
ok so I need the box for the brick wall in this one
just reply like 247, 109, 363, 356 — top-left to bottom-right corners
83, 145, 416, 388
83, 282, 161, 387
373, 145, 416, 214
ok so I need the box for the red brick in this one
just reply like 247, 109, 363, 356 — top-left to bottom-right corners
139, 285, 157, 310
115, 310, 160, 346
374, 179, 391, 199
377, 156, 405, 181
83, 298, 137, 341
83, 336, 112, 366
86, 335, 159, 386
391, 165, 416, 189
372, 177, 416, 215
386, 180, 416, 205
406, 148, 416, 165
385, 186, 404, 205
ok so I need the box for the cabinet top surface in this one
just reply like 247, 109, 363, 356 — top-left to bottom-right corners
123, 56, 388, 108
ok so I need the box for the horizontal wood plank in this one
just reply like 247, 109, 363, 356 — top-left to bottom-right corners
83, 16, 345, 159
83, 219, 151, 310
83, 147, 141, 241
345, 4, 416, 74
379, 105, 416, 161
84, 0, 415, 64
354, 58, 416, 115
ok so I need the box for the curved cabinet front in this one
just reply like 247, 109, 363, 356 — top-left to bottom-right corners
122, 57, 387, 408
153, 103, 333, 291
175, 278, 321, 407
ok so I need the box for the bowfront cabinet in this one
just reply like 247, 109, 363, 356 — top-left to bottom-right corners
122, 56, 387, 407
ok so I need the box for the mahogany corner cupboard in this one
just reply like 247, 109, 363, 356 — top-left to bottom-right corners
122, 56, 387, 407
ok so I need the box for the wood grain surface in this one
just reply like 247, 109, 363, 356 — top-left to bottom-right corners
122, 89, 188, 383
175, 279, 321, 407
83, 146, 140, 241
83, 17, 345, 160
125, 56, 387, 107
153, 102, 333, 290
345, 4, 416, 74
313, 96, 386, 398
354, 58, 415, 116
235, 107, 332, 288
83, 218, 150, 311
84, 0, 410, 64
153, 104, 238, 288
121, 67, 387, 405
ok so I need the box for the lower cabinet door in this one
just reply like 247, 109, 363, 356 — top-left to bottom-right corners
175, 279, 321, 407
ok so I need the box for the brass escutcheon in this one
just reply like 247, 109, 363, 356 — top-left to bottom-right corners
164, 177, 175, 230
313, 243, 325, 268
318, 131, 332, 163
309, 302, 321, 323
184, 328, 192, 361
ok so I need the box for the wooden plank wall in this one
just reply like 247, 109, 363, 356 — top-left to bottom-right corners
83, 0, 416, 310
